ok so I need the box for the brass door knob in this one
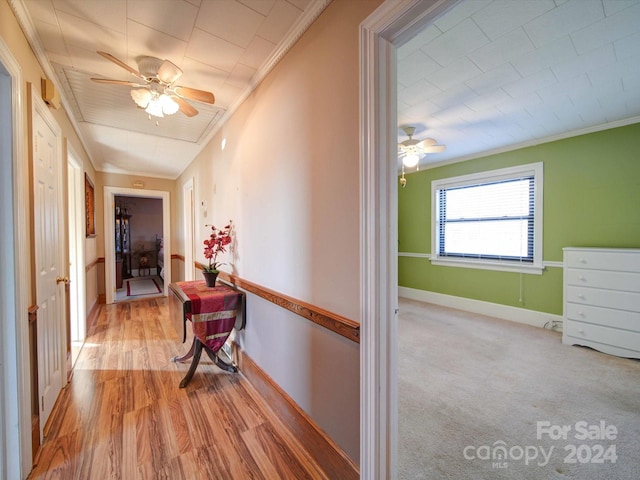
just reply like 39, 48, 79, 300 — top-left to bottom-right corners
56, 276, 69, 284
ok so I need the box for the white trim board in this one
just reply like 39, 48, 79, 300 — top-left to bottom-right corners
398, 252, 564, 269
0, 36, 31, 478
399, 286, 563, 330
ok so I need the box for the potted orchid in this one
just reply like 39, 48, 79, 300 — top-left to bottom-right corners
202, 222, 232, 286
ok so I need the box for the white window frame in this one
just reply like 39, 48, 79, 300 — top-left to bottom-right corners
431, 162, 544, 274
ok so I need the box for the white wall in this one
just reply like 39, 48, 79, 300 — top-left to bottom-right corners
177, 0, 383, 463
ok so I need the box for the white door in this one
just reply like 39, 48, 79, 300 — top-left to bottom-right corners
32, 99, 66, 439
67, 152, 85, 365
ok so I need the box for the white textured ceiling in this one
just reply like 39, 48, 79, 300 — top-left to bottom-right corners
398, 0, 640, 169
17, 0, 321, 178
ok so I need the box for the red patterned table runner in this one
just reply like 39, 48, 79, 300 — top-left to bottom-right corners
175, 280, 242, 352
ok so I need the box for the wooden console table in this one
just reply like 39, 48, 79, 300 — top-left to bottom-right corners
169, 280, 246, 387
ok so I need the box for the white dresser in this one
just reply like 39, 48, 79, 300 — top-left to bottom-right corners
563, 248, 640, 359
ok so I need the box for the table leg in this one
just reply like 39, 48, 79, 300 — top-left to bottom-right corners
204, 347, 238, 373
179, 338, 204, 388
182, 311, 187, 343
171, 337, 196, 363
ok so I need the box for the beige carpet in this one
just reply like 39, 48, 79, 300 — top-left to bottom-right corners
398, 298, 640, 479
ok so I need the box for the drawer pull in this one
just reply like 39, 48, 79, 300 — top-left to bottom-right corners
579, 276, 586, 282
578, 311, 585, 317
578, 294, 586, 300
578, 329, 585, 335
579, 258, 586, 264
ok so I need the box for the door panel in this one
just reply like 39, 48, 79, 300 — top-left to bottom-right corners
33, 103, 65, 440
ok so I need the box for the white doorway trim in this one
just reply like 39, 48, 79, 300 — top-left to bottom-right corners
183, 178, 195, 281
103, 187, 171, 304
0, 38, 32, 478
359, 1, 461, 478
67, 148, 86, 364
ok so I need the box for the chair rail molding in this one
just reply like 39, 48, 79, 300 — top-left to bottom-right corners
197, 266, 360, 343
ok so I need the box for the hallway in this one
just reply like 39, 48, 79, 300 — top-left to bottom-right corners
28, 298, 328, 479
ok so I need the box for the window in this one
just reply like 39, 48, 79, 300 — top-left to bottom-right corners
432, 163, 543, 274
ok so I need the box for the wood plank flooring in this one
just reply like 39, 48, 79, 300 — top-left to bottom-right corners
28, 298, 329, 479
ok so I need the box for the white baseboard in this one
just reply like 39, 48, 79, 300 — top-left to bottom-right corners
398, 286, 563, 330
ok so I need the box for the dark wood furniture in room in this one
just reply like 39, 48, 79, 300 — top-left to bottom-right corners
115, 211, 132, 287
155, 235, 164, 279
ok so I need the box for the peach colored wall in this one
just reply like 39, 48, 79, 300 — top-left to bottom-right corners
177, 0, 382, 463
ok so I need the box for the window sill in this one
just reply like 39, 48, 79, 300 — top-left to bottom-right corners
430, 257, 544, 275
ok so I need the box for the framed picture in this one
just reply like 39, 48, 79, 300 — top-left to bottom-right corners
85, 173, 96, 237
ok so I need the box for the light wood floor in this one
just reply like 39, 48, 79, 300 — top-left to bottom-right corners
29, 298, 329, 479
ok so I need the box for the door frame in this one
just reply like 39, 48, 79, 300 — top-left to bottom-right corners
103, 187, 171, 304
0, 38, 32, 478
183, 178, 195, 281
359, 0, 460, 478
67, 147, 86, 361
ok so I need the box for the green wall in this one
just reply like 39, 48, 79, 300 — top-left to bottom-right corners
398, 122, 640, 315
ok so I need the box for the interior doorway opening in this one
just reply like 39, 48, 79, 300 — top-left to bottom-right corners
0, 53, 14, 480
0, 37, 31, 478
113, 195, 165, 303
360, 1, 461, 477
103, 187, 171, 305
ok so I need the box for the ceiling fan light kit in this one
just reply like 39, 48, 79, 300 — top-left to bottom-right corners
398, 125, 446, 187
403, 153, 420, 168
91, 51, 215, 119
130, 88, 179, 117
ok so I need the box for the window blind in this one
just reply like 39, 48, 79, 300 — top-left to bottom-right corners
436, 176, 535, 262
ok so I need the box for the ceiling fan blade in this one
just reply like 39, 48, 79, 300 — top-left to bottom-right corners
91, 78, 145, 87
174, 86, 215, 104
157, 60, 183, 84
423, 145, 446, 153
97, 51, 142, 78
172, 96, 199, 117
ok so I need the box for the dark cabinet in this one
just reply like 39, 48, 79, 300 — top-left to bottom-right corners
115, 212, 132, 286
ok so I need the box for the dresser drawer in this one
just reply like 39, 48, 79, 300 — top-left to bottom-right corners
564, 320, 640, 353
565, 249, 640, 272
566, 303, 640, 331
566, 285, 640, 311
565, 268, 640, 293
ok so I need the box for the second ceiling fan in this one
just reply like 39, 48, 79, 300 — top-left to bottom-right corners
91, 51, 215, 118
398, 125, 446, 168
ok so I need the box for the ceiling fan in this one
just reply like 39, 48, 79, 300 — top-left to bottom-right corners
398, 125, 446, 168
91, 51, 215, 118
